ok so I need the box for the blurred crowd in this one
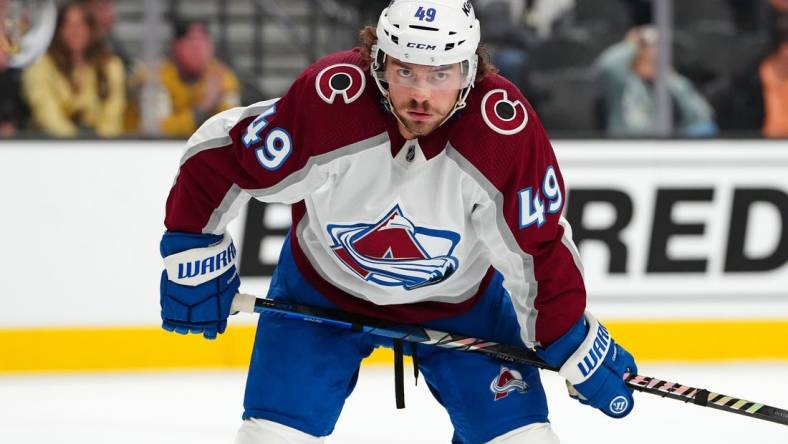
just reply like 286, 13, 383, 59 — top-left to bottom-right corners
0, 0, 239, 139
468, 0, 788, 138
1, 0, 787, 139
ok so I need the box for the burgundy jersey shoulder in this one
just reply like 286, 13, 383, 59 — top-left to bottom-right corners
274, 49, 390, 155
448, 73, 553, 189
447, 74, 583, 347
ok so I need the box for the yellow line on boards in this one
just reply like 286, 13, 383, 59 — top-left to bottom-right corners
606, 319, 788, 362
0, 326, 257, 373
1, 320, 787, 373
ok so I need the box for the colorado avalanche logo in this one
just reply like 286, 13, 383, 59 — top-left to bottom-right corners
327, 205, 460, 290
315, 63, 366, 104
490, 367, 529, 400
481, 89, 528, 135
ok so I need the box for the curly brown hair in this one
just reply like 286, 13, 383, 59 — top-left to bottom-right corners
357, 25, 497, 82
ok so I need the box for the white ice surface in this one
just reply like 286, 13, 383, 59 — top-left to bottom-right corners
1, 363, 786, 443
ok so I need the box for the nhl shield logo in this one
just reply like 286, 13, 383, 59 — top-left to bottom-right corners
326, 205, 460, 290
490, 367, 528, 400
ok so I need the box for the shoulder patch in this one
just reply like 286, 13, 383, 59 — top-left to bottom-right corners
315, 63, 366, 105
481, 89, 528, 135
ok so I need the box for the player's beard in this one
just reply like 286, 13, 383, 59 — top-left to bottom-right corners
392, 97, 455, 138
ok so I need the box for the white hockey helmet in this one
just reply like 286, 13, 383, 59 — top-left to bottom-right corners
372, 0, 481, 117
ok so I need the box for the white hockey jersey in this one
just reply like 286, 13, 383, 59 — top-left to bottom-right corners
164, 49, 586, 347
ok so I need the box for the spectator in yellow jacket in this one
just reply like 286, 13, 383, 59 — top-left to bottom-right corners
158, 19, 240, 137
22, 1, 125, 138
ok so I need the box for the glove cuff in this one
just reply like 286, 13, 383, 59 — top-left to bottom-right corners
161, 231, 224, 256
558, 313, 613, 385
162, 232, 237, 287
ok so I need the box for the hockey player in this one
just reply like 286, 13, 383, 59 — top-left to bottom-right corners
159, 1, 638, 442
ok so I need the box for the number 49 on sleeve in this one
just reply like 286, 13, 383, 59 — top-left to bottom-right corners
242, 104, 292, 171
518, 166, 563, 228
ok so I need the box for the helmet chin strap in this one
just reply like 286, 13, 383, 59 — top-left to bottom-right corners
371, 45, 477, 137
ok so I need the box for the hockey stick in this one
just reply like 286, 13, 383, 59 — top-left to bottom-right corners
230, 293, 788, 426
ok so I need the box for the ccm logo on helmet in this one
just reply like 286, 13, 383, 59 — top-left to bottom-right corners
316, 63, 366, 105
481, 89, 528, 135
406, 42, 437, 50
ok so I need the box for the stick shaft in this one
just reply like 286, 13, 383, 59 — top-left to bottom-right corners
232, 293, 788, 426
625, 374, 788, 426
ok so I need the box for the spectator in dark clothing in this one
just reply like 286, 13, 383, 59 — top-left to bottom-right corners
474, 0, 537, 100
728, 0, 766, 32
0, 45, 29, 137
716, 66, 766, 133
768, 0, 788, 35
619, 0, 652, 26
715, 10, 788, 134
1, 0, 57, 136
727, 0, 788, 35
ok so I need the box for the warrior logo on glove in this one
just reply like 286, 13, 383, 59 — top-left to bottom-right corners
609, 396, 630, 416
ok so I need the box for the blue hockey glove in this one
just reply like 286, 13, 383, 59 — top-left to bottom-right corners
537, 313, 637, 418
160, 231, 240, 340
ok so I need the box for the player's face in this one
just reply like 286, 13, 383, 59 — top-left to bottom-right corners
384, 58, 462, 139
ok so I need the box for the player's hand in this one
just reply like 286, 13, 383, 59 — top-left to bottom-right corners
159, 231, 240, 339
537, 313, 637, 418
